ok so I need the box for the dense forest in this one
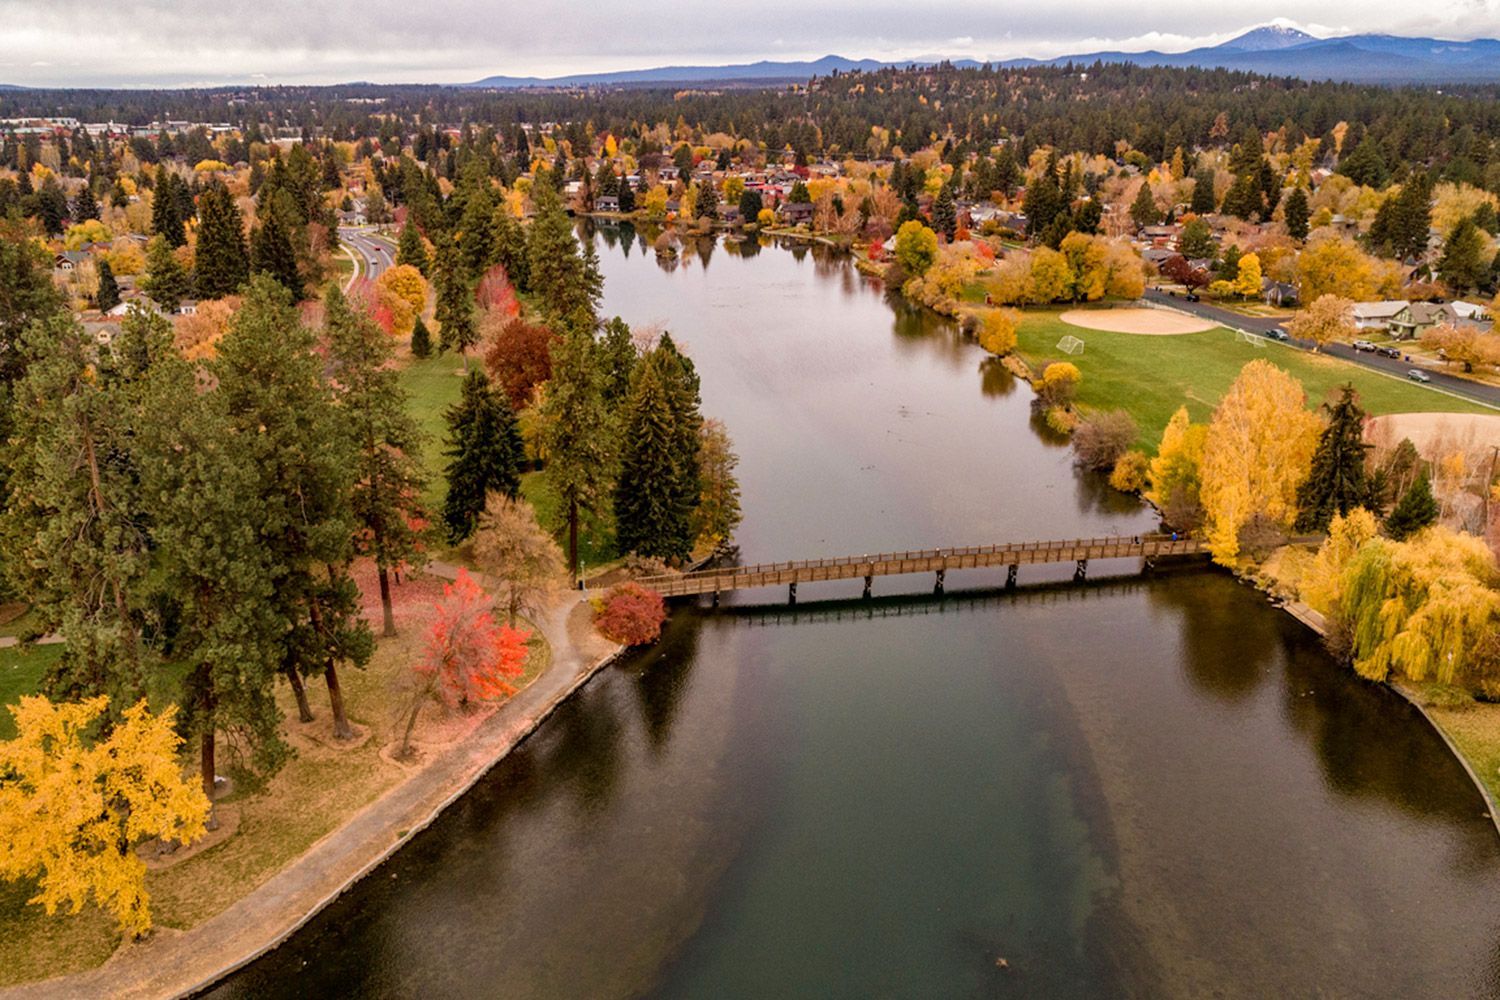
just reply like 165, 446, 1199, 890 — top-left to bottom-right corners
7, 63, 1500, 183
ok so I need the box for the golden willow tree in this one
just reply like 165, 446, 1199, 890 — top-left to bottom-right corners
1339, 528, 1500, 690
1199, 360, 1323, 563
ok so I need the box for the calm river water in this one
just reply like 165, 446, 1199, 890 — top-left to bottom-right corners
209, 227, 1500, 999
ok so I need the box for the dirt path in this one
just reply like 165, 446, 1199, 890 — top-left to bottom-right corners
0, 593, 621, 1000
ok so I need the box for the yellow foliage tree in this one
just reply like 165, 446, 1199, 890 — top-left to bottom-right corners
1234, 252, 1262, 298
1146, 406, 1209, 530
976, 308, 1020, 355
1037, 361, 1081, 407
1027, 246, 1072, 303
1300, 507, 1379, 616
1199, 360, 1323, 563
378, 264, 428, 320
63, 220, 111, 250
1295, 235, 1378, 302
1059, 232, 1107, 302
0, 697, 210, 938
1102, 241, 1146, 299
1287, 294, 1355, 352
1341, 528, 1500, 688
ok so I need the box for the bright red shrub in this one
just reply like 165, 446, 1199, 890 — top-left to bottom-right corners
594, 582, 667, 646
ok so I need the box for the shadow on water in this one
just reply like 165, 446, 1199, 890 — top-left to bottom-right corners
628, 608, 703, 753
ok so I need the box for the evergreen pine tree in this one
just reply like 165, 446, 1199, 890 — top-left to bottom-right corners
194, 181, 249, 299
1189, 167, 1217, 215
442, 369, 522, 543
614, 359, 694, 561
458, 184, 499, 276
1129, 181, 1159, 228
433, 232, 477, 360
540, 325, 615, 575
1283, 187, 1310, 241
1294, 384, 1372, 532
71, 182, 100, 223
1385, 472, 1439, 540
142, 234, 191, 312
932, 181, 958, 239
325, 286, 427, 636
95, 257, 120, 313
695, 177, 719, 221
1438, 216, 1488, 293
494, 208, 529, 291
151, 173, 187, 247
410, 315, 432, 358
598, 316, 637, 404
250, 210, 302, 299
396, 221, 429, 274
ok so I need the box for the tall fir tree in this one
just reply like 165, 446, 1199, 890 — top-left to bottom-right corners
540, 325, 615, 575
1129, 181, 1160, 228
1189, 167, 1217, 215
94, 258, 120, 313
1283, 187, 1310, 241
1385, 472, 1439, 540
71, 182, 100, 223
325, 286, 428, 636
141, 234, 191, 312
250, 209, 302, 299
194, 181, 249, 299
1294, 384, 1372, 532
442, 369, 523, 543
151, 173, 187, 248
433, 231, 478, 360
613, 344, 701, 563
932, 180, 958, 239
213, 276, 368, 739
527, 183, 598, 331
410, 315, 432, 357
396, 221, 429, 274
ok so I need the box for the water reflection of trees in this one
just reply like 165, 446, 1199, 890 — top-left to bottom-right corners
542, 682, 626, 816
1073, 467, 1148, 518
629, 610, 704, 753
978, 357, 1017, 398
1145, 574, 1276, 701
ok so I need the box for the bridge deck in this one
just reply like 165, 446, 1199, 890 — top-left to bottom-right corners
634, 534, 1207, 598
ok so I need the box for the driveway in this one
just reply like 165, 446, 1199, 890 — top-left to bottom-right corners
1142, 288, 1500, 409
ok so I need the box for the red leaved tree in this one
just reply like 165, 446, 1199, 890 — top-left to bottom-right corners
594, 582, 667, 646
482, 315, 559, 410
399, 569, 529, 757
476, 264, 521, 319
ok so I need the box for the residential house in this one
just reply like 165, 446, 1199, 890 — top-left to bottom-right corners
53, 250, 89, 272
1261, 280, 1299, 307
1351, 300, 1415, 337
777, 202, 815, 226
594, 195, 621, 213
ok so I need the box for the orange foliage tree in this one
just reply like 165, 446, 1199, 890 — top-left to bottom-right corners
399, 570, 529, 756
594, 582, 667, 645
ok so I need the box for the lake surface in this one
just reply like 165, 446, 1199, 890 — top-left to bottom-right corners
209, 227, 1500, 999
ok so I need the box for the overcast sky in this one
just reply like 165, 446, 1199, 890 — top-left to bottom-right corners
4, 4, 1499, 88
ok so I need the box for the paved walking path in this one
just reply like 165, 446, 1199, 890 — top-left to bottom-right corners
1, 595, 620, 1000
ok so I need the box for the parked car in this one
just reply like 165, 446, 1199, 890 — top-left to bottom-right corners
1352, 340, 1377, 352
1266, 329, 1289, 341
1406, 369, 1431, 383
1376, 346, 1401, 358
1184, 293, 1200, 302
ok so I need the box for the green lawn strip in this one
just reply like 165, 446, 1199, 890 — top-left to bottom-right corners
397, 354, 617, 569
0, 645, 62, 739
1424, 701, 1500, 807
1014, 310, 1491, 449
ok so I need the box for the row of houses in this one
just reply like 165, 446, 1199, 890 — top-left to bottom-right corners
1350, 299, 1490, 338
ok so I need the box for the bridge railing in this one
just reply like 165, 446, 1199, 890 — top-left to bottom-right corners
632, 533, 1206, 594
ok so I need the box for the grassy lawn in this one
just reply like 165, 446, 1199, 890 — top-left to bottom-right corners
398, 353, 617, 569
1014, 309, 1494, 449
0, 580, 552, 988
0, 603, 38, 639
0, 644, 63, 740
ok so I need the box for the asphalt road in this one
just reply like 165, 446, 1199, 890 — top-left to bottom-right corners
1142, 287, 1500, 409
340, 227, 392, 284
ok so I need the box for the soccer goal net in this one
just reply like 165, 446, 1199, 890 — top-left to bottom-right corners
1236, 329, 1266, 348
1056, 335, 1085, 355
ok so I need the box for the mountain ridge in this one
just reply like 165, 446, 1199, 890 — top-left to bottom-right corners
463, 24, 1500, 88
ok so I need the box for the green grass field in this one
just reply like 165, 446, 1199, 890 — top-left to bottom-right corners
0, 645, 63, 739
1014, 310, 1494, 449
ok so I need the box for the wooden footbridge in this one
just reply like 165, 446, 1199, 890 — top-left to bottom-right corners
634, 534, 1209, 603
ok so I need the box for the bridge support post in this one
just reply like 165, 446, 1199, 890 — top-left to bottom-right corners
712, 590, 720, 607
1006, 564, 1018, 589
1074, 559, 1088, 582
788, 581, 797, 605
862, 575, 872, 599
934, 569, 945, 594
1142, 557, 1155, 574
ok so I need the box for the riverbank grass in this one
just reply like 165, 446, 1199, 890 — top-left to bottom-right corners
1415, 694, 1500, 807
0, 575, 551, 989
1011, 310, 1493, 448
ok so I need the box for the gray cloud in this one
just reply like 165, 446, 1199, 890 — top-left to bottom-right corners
1, 2, 1497, 87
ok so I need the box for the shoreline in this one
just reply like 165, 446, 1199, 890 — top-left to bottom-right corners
0, 596, 625, 1000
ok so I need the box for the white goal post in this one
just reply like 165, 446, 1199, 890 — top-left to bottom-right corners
1236, 329, 1266, 348
1056, 335, 1085, 355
